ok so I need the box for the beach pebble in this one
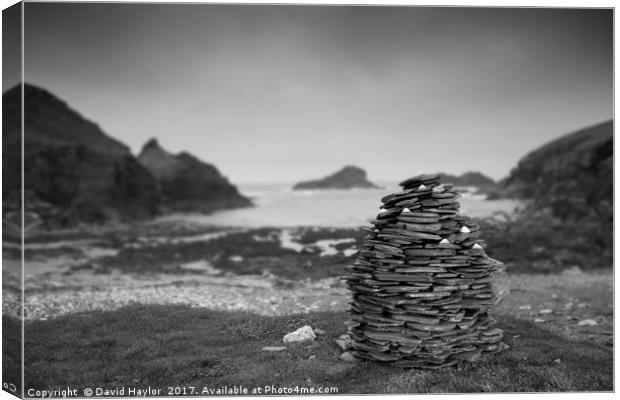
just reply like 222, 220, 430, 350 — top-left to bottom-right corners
283, 326, 316, 343
262, 346, 287, 352
339, 351, 358, 362
335, 334, 353, 351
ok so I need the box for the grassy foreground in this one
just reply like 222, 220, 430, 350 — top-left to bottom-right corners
12, 304, 613, 394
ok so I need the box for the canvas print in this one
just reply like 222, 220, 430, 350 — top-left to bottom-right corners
1, 1, 614, 397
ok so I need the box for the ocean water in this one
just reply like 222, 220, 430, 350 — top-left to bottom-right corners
159, 182, 523, 228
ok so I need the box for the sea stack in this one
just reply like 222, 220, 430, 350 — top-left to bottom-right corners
344, 173, 507, 368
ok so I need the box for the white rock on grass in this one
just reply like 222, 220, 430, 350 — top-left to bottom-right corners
262, 346, 287, 352
578, 319, 598, 326
283, 326, 316, 343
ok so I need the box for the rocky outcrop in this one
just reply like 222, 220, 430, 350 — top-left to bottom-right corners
293, 165, 380, 190
437, 172, 496, 191
137, 139, 252, 213
497, 120, 613, 220
3, 83, 160, 226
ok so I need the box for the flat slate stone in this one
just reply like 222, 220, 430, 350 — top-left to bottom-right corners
404, 248, 456, 257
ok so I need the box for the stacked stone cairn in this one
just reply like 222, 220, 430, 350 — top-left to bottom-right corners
344, 173, 507, 368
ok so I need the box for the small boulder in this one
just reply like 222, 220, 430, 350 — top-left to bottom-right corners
339, 351, 358, 362
335, 334, 353, 351
283, 326, 316, 343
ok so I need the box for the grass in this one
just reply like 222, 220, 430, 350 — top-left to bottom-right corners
2, 316, 22, 395
14, 304, 613, 394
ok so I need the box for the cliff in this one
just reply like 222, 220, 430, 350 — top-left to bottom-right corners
498, 120, 613, 220
2, 83, 160, 225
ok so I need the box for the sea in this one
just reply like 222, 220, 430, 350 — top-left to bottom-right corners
158, 182, 523, 228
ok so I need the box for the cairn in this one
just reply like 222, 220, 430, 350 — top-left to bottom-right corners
344, 173, 507, 368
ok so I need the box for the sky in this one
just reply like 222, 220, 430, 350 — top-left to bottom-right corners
5, 2, 614, 184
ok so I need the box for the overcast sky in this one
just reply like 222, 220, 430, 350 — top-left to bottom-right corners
8, 3, 613, 184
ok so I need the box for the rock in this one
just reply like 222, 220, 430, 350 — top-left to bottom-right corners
178, 260, 215, 272
229, 255, 244, 262
335, 334, 353, 351
261, 346, 287, 352
562, 266, 584, 275
554, 359, 562, 364
436, 172, 496, 193
518, 305, 532, 310
283, 326, 316, 343
534, 318, 545, 323
293, 165, 380, 190
339, 351, 358, 362
138, 139, 252, 213
578, 319, 598, 326
309, 355, 317, 360
314, 328, 326, 335
539, 309, 553, 315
